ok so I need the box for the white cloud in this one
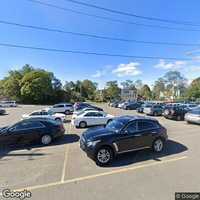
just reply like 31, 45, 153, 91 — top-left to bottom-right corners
112, 62, 142, 77
92, 65, 112, 78
92, 70, 105, 78
154, 59, 186, 70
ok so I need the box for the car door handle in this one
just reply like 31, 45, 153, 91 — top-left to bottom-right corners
151, 131, 157, 134
134, 134, 142, 137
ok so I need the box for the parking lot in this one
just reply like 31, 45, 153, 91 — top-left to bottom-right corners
0, 104, 200, 200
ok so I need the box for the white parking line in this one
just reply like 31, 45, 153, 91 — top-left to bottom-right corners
13, 155, 187, 192
60, 120, 72, 182
61, 144, 69, 183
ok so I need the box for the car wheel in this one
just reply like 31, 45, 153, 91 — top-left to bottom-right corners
177, 115, 182, 121
152, 138, 164, 152
41, 135, 52, 145
95, 147, 113, 166
107, 119, 112, 124
55, 118, 62, 122
79, 121, 87, 128
65, 110, 70, 115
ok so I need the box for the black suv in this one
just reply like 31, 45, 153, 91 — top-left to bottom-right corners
122, 102, 142, 110
163, 105, 189, 121
80, 116, 168, 166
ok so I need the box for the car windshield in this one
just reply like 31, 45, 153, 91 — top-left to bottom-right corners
106, 119, 126, 132
47, 110, 54, 115
77, 110, 86, 116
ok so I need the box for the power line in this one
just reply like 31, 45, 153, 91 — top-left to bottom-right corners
1, 20, 199, 47
64, 0, 200, 27
0, 42, 193, 61
26, 0, 200, 32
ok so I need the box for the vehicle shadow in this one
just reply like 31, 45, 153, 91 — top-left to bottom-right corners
0, 113, 9, 116
108, 140, 188, 168
0, 134, 80, 160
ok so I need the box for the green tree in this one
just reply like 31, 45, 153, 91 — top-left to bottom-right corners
20, 70, 54, 104
104, 81, 121, 101
135, 80, 143, 91
81, 79, 97, 100
187, 77, 200, 99
163, 71, 187, 99
1, 70, 22, 101
140, 84, 152, 100
121, 80, 136, 90
153, 78, 165, 99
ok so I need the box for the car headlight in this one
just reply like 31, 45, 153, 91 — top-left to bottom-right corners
87, 140, 101, 147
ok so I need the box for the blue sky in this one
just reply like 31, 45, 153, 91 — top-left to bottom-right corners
0, 0, 200, 88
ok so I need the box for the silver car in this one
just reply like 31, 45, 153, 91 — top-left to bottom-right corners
185, 109, 200, 124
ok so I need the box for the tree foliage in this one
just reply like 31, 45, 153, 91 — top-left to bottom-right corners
0, 65, 63, 104
140, 84, 152, 100
103, 81, 121, 101
153, 71, 188, 100
187, 77, 200, 99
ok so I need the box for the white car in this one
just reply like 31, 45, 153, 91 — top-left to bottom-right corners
47, 103, 73, 115
0, 101, 17, 107
71, 110, 114, 128
72, 107, 97, 119
22, 110, 66, 122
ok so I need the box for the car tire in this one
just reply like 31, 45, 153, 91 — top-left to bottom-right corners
95, 146, 113, 166
55, 118, 62, 122
79, 121, 87, 128
41, 135, 52, 145
65, 110, 70, 115
152, 138, 164, 152
107, 119, 112, 124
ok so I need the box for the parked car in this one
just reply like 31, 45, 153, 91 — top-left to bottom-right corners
137, 103, 145, 113
71, 110, 114, 128
0, 108, 6, 115
110, 100, 120, 108
47, 103, 73, 115
74, 102, 103, 112
22, 110, 66, 122
122, 102, 141, 110
181, 103, 198, 111
185, 108, 200, 124
141, 103, 154, 113
74, 102, 90, 111
80, 115, 168, 166
0, 100, 17, 107
163, 105, 188, 121
0, 118, 65, 146
143, 104, 163, 116
118, 101, 127, 109
72, 107, 98, 119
